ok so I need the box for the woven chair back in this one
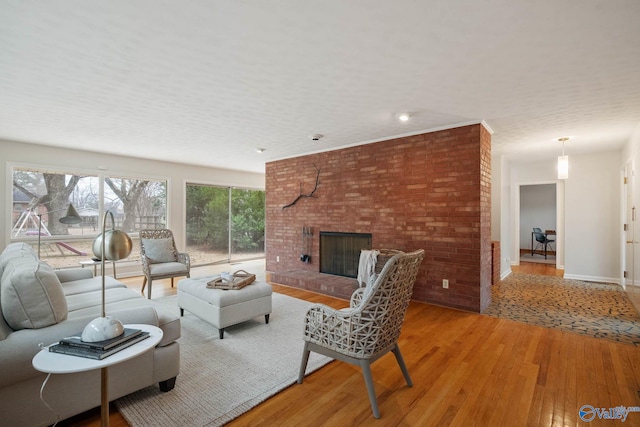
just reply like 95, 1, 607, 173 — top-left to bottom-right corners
140, 229, 178, 260
359, 249, 425, 355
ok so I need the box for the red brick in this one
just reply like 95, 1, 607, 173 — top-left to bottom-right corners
265, 124, 492, 313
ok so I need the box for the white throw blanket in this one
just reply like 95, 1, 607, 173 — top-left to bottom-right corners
357, 249, 379, 287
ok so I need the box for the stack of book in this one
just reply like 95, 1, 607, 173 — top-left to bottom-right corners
49, 328, 150, 360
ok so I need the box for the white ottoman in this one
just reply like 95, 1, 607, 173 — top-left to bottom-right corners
177, 277, 272, 339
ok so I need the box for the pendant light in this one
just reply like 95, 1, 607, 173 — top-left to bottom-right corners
558, 137, 569, 179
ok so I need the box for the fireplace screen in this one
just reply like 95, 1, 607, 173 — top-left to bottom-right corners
320, 232, 372, 278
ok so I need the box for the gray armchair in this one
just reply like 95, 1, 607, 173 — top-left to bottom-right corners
297, 249, 425, 418
140, 229, 190, 299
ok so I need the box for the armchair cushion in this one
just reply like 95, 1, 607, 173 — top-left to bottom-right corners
142, 238, 176, 264
148, 262, 189, 276
1, 259, 67, 330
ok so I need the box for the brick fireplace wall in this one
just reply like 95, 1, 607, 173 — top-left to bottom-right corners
265, 123, 492, 312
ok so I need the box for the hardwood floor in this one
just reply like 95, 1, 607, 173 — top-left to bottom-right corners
63, 264, 640, 426
512, 261, 564, 277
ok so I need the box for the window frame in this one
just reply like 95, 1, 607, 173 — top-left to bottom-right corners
184, 180, 265, 266
8, 161, 171, 244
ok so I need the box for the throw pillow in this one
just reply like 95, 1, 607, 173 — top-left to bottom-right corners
0, 242, 38, 278
1, 259, 68, 330
142, 238, 176, 263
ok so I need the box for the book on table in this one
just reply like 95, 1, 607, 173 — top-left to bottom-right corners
49, 331, 150, 360
59, 327, 143, 351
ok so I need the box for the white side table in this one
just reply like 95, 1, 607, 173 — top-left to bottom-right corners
33, 323, 162, 427
79, 259, 119, 279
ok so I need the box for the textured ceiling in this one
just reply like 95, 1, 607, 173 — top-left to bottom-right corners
1, 1, 639, 174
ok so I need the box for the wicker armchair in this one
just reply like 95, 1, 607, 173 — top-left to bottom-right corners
297, 249, 425, 418
139, 229, 190, 299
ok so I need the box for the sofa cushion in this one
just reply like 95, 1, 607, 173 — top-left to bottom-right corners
0, 242, 37, 278
0, 242, 36, 259
0, 243, 40, 339
66, 288, 181, 346
65, 287, 147, 313
1, 259, 68, 330
61, 275, 126, 296
142, 238, 176, 263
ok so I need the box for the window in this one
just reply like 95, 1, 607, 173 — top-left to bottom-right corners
186, 184, 265, 265
10, 166, 167, 269
103, 176, 167, 232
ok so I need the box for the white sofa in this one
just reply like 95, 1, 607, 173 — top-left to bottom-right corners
0, 242, 181, 427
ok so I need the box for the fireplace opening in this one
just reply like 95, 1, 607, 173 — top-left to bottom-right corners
320, 232, 372, 278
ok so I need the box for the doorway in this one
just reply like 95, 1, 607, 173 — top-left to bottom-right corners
519, 184, 557, 265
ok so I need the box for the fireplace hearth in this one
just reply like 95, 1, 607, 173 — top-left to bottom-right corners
320, 232, 372, 278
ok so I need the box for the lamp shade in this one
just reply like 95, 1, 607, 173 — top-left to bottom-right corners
558, 155, 569, 179
59, 203, 83, 224
92, 229, 132, 261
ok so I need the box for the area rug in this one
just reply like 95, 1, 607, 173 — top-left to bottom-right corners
485, 273, 640, 346
115, 293, 332, 426
519, 253, 556, 265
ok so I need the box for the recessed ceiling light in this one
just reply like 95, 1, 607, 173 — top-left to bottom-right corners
255, 148, 266, 153
309, 134, 323, 141
396, 113, 411, 122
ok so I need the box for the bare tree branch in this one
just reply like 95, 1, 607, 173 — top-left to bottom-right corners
12, 181, 39, 203
282, 164, 320, 209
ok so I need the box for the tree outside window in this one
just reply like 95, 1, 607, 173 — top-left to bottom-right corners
11, 167, 167, 269
186, 184, 264, 265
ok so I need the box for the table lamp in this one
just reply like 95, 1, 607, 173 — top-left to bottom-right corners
81, 211, 132, 342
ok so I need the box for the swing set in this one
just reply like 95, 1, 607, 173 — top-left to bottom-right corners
12, 207, 87, 256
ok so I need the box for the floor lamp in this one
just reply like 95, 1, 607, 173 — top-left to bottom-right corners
36, 203, 82, 258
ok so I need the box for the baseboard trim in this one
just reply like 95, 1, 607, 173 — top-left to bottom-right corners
563, 273, 620, 285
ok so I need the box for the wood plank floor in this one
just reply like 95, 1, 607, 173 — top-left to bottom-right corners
511, 261, 564, 277
60, 263, 640, 426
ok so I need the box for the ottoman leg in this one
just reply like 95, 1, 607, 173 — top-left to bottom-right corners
219, 328, 225, 340
265, 314, 270, 324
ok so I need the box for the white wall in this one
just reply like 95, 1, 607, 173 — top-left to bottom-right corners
563, 151, 620, 282
520, 184, 556, 250
1, 139, 265, 252
491, 155, 512, 279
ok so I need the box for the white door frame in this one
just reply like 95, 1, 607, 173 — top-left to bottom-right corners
622, 159, 635, 288
512, 180, 565, 269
